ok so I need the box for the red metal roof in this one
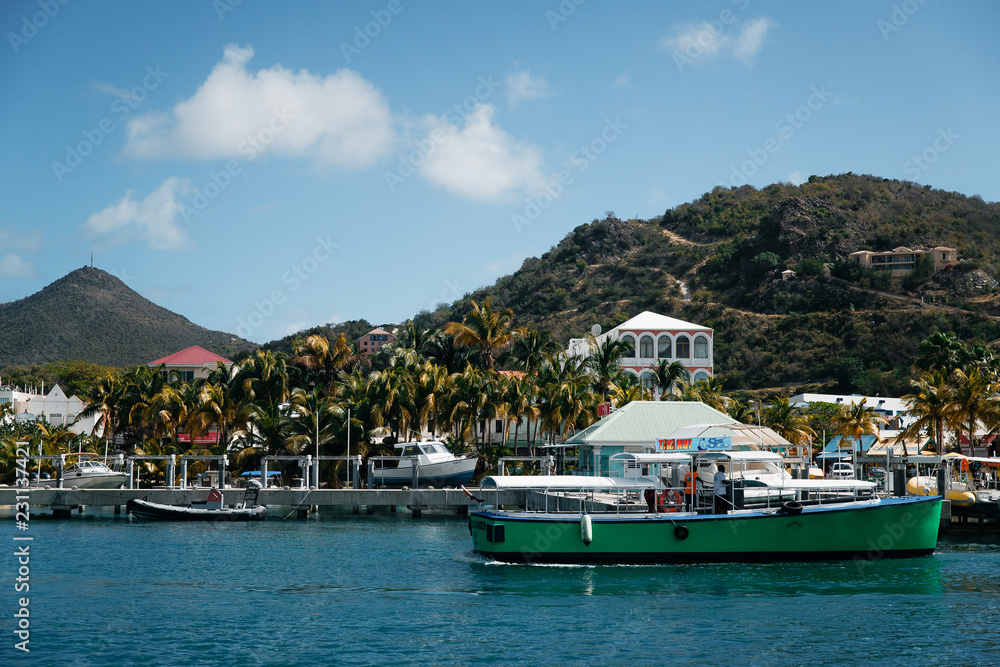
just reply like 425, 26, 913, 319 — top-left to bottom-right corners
149, 346, 232, 366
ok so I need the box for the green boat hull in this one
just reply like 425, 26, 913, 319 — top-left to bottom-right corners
471, 496, 941, 564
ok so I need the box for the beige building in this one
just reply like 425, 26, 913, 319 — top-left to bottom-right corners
848, 246, 957, 277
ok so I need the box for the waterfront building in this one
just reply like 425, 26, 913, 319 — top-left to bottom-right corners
566, 311, 714, 395
560, 400, 736, 476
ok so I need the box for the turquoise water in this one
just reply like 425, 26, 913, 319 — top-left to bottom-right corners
4, 510, 1000, 666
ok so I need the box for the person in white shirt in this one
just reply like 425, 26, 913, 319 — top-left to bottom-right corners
713, 464, 729, 514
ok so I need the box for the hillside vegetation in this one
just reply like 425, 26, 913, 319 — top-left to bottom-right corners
0, 267, 255, 369
407, 174, 1000, 396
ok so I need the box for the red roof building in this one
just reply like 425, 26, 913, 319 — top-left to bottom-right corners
148, 346, 233, 382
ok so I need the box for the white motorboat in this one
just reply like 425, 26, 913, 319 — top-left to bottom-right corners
36, 456, 127, 489
372, 441, 478, 487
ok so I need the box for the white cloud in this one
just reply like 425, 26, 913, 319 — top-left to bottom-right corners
85, 177, 191, 250
614, 73, 629, 88
658, 16, 774, 66
0, 253, 39, 279
124, 44, 394, 168
417, 104, 544, 201
788, 170, 807, 186
733, 17, 774, 64
505, 70, 551, 108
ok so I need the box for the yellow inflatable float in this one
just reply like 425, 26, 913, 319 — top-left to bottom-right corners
906, 476, 976, 506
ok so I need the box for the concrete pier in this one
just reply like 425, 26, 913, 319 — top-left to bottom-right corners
0, 487, 522, 517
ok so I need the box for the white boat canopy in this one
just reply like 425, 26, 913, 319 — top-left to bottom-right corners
771, 479, 877, 492
699, 450, 785, 462
609, 453, 693, 464
480, 475, 656, 491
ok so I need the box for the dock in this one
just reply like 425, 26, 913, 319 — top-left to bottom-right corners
0, 487, 524, 518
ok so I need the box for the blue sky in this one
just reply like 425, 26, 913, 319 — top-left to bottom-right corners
1, 1, 997, 344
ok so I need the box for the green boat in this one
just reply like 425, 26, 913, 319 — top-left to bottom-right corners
470, 468, 942, 564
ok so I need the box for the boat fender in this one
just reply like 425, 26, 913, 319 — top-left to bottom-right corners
778, 501, 803, 516
581, 513, 593, 546
674, 525, 689, 540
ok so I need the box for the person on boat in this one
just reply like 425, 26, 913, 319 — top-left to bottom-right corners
713, 464, 730, 514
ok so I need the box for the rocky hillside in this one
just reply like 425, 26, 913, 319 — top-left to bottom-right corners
407, 174, 1000, 396
0, 267, 255, 368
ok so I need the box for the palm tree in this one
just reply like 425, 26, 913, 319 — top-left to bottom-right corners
284, 386, 344, 484
444, 299, 527, 372
80, 373, 124, 452
899, 371, 951, 453
512, 328, 558, 374
293, 334, 355, 391
761, 396, 816, 448
831, 399, 882, 454
653, 360, 687, 400
727, 396, 756, 424
585, 334, 629, 402
236, 350, 295, 408
946, 366, 1000, 456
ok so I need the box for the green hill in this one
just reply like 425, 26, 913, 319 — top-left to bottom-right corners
405, 174, 1000, 396
0, 267, 255, 369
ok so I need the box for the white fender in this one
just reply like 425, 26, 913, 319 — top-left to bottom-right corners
580, 513, 593, 546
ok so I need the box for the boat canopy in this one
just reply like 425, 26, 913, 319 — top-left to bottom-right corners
770, 479, 876, 492
942, 453, 1000, 467
240, 470, 282, 477
609, 453, 693, 464
480, 475, 654, 491
699, 450, 784, 462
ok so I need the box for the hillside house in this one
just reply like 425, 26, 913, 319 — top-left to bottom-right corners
848, 246, 957, 277
149, 346, 234, 383
357, 328, 396, 356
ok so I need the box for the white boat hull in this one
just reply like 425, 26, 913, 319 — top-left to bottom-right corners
373, 456, 477, 486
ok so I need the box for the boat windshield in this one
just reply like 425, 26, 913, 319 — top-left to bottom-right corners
400, 445, 422, 457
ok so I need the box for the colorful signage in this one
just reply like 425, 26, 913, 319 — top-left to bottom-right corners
657, 436, 732, 452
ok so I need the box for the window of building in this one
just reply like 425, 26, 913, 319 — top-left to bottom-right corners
694, 336, 709, 359
942, 253, 949, 260
657, 335, 671, 358
179, 370, 194, 383
676, 335, 690, 358
621, 335, 635, 358
495, 419, 503, 434
694, 371, 709, 382
639, 335, 654, 358
641, 371, 656, 392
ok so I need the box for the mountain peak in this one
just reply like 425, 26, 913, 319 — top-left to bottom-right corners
0, 267, 255, 369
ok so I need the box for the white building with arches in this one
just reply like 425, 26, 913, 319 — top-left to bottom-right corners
566, 311, 713, 394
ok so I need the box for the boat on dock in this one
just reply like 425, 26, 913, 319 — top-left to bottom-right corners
469, 451, 942, 564
34, 454, 127, 489
127, 482, 266, 521
372, 441, 477, 487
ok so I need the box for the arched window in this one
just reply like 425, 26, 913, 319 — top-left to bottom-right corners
694, 371, 709, 382
657, 335, 671, 358
639, 335, 654, 358
694, 335, 709, 359
641, 371, 657, 392
620, 335, 635, 358
676, 335, 690, 358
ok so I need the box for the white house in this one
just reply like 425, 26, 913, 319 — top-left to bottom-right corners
0, 383, 97, 436
567, 311, 714, 394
